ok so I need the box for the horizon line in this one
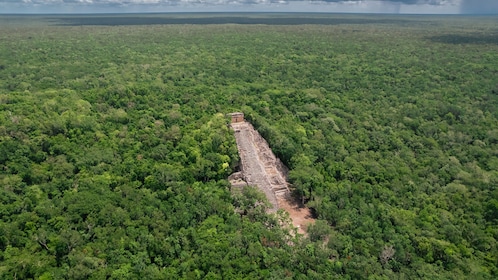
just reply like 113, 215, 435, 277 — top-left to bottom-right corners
1, 12, 497, 16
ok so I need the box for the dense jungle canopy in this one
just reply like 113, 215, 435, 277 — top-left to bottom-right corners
0, 14, 497, 279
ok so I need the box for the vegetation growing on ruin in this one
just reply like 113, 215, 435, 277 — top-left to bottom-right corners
1, 14, 497, 279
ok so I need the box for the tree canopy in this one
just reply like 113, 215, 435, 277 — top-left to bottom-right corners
0, 14, 497, 279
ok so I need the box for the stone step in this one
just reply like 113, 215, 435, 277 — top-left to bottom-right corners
274, 189, 289, 196
272, 185, 288, 191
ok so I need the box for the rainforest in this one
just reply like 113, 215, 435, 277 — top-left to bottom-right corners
0, 13, 497, 279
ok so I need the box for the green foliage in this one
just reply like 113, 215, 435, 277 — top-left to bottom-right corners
1, 14, 497, 279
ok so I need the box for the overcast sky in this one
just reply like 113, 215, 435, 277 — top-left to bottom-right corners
1, 0, 497, 14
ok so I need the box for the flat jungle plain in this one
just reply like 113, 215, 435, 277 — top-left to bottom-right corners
0, 13, 497, 279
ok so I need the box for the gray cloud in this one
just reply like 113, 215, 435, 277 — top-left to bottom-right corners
316, 0, 432, 3
461, 0, 498, 14
1, 0, 497, 14
2, 0, 455, 5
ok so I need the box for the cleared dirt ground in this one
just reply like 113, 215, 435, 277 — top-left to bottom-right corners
277, 194, 316, 235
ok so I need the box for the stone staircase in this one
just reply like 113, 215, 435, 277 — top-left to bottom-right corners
230, 121, 290, 212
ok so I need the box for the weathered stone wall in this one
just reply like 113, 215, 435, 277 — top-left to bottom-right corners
230, 112, 244, 123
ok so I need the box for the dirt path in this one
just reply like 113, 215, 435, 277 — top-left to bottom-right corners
230, 121, 315, 234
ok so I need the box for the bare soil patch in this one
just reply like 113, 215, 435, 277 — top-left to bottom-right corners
277, 194, 316, 235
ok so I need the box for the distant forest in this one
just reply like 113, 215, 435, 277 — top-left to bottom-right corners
0, 14, 497, 279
